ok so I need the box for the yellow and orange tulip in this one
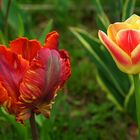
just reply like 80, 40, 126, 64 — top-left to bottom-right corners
98, 14, 140, 74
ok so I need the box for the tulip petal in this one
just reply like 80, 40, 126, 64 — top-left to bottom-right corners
131, 44, 140, 64
98, 30, 131, 67
107, 23, 132, 42
16, 106, 31, 124
19, 48, 58, 103
58, 50, 71, 87
44, 31, 59, 50
125, 14, 140, 29
19, 48, 71, 116
0, 46, 29, 113
0, 82, 9, 104
10, 38, 41, 62
116, 29, 140, 55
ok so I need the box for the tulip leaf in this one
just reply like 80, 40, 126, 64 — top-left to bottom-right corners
1, 0, 31, 39
122, 0, 136, 21
39, 19, 53, 44
91, 0, 110, 29
70, 27, 134, 113
17, 14, 24, 37
0, 108, 28, 140
0, 30, 7, 45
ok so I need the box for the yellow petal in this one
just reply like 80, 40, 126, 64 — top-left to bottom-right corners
122, 64, 140, 74
125, 14, 140, 29
107, 23, 133, 42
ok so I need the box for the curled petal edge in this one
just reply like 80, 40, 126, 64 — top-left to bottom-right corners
107, 22, 132, 42
98, 30, 135, 74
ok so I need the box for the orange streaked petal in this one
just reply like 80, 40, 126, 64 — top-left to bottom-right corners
0, 82, 9, 104
44, 31, 59, 50
116, 29, 140, 55
19, 48, 60, 105
16, 107, 31, 124
107, 23, 132, 42
10, 38, 41, 62
19, 48, 71, 108
35, 103, 52, 118
98, 30, 131, 67
19, 68, 44, 104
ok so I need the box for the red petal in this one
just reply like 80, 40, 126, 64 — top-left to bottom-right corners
44, 31, 59, 50
116, 29, 140, 55
107, 23, 132, 43
19, 48, 71, 109
10, 37, 41, 62
0, 82, 9, 104
98, 30, 131, 66
131, 44, 140, 64
0, 46, 29, 101
58, 50, 71, 87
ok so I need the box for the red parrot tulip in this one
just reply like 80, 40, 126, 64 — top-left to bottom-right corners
98, 14, 140, 74
0, 31, 71, 123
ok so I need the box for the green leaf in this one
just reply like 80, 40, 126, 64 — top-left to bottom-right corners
70, 27, 132, 111
92, 0, 110, 29
0, 30, 7, 45
122, 0, 136, 21
39, 19, 53, 44
17, 14, 24, 37
0, 108, 28, 140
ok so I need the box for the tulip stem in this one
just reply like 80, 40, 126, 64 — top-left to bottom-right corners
29, 112, 39, 140
133, 74, 140, 140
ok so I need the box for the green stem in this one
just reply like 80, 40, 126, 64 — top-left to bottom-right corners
29, 112, 39, 140
133, 74, 140, 140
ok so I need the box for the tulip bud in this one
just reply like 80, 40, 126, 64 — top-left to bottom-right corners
98, 14, 140, 74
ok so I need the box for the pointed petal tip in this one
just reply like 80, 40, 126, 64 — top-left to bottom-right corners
126, 14, 140, 20
44, 31, 60, 50
45, 31, 59, 42
98, 30, 107, 45
98, 30, 103, 39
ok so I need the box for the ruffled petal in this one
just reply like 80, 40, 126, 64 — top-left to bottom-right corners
0, 46, 29, 111
44, 31, 59, 50
19, 48, 71, 114
10, 38, 41, 62
107, 23, 132, 42
0, 82, 9, 104
116, 29, 140, 55
16, 105, 31, 124
58, 50, 71, 87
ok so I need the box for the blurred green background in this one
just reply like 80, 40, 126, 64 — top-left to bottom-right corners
0, 0, 140, 140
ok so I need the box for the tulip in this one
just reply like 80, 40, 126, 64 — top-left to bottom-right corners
98, 14, 140, 74
98, 14, 140, 139
0, 31, 71, 123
